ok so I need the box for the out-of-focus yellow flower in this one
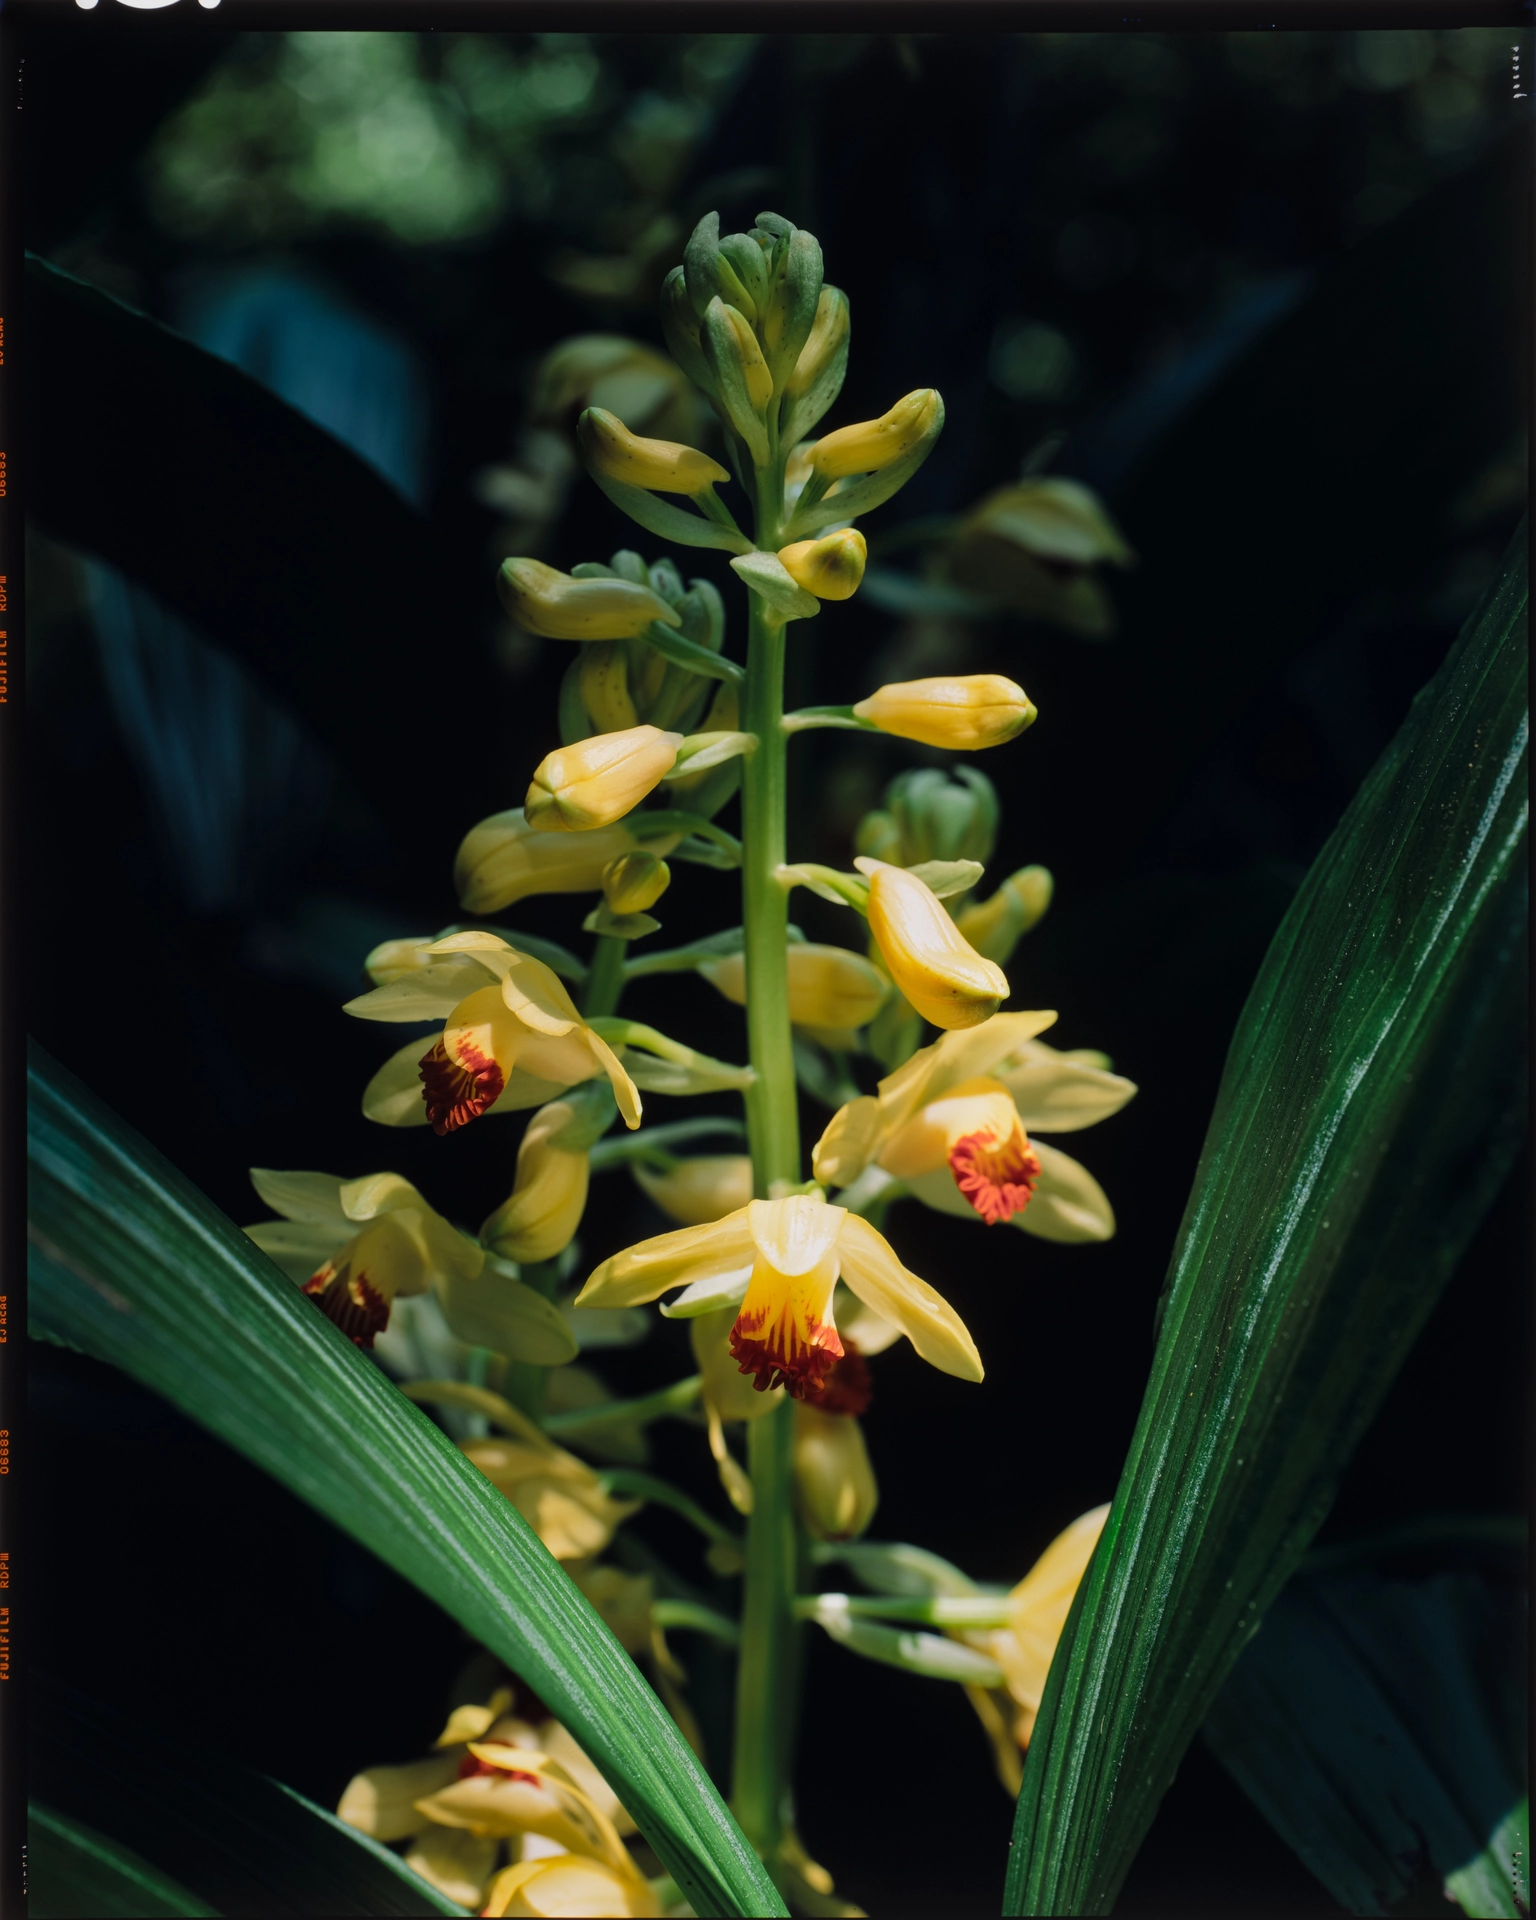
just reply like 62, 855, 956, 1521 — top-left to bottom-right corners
953, 865, 1053, 965
699, 944, 888, 1032
454, 810, 682, 916
852, 675, 1036, 751
578, 1193, 981, 1400
339, 1681, 650, 1913
633, 1154, 755, 1226
810, 389, 941, 479
345, 932, 640, 1135
482, 1853, 660, 1919
855, 858, 1009, 1030
792, 1345, 878, 1542
578, 406, 730, 496
960, 1505, 1110, 1786
602, 850, 671, 915
578, 644, 642, 733
813, 1015, 1134, 1242
777, 529, 867, 601
498, 558, 682, 642
480, 1090, 608, 1263
526, 725, 683, 832
244, 1169, 482, 1350
463, 1433, 640, 1562
532, 335, 696, 443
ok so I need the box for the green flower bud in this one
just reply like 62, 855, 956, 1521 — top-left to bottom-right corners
683, 210, 758, 322
782, 286, 850, 445
703, 297, 771, 466
661, 265, 714, 396
878, 767, 1000, 871
760, 226, 825, 395
602, 849, 671, 915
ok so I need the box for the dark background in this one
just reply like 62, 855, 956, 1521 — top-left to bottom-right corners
23, 22, 1528, 1916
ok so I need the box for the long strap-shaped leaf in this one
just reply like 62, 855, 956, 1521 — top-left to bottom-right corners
1006, 523, 1529, 1915
26, 1051, 786, 1920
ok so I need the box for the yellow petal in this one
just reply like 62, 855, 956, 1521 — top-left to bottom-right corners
498, 557, 681, 641
245, 1218, 350, 1284
873, 1011, 1060, 1134
576, 1209, 756, 1309
336, 1754, 458, 1840
580, 1027, 642, 1130
481, 1133, 590, 1264
878, 1082, 1021, 1182
580, 406, 730, 496
455, 810, 673, 915
361, 1039, 437, 1127
1014, 1141, 1115, 1242
344, 954, 501, 1023
811, 1096, 886, 1189
997, 1041, 1138, 1134
248, 1168, 350, 1227
499, 956, 582, 1037
485, 1853, 657, 1918
776, 529, 867, 602
859, 860, 1010, 1031
811, 389, 941, 480
433, 1690, 515, 1748
747, 1194, 846, 1275
403, 1826, 500, 1908
834, 1214, 982, 1382
997, 1505, 1110, 1726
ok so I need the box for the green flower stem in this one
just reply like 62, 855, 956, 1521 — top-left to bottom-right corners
583, 934, 628, 1019
732, 582, 804, 1870
651, 1599, 744, 1646
598, 1469, 743, 1550
543, 1374, 703, 1440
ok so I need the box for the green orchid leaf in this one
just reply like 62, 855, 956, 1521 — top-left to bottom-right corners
1007, 522, 1528, 1915
26, 1056, 786, 1920
30, 1804, 220, 1920
32, 1674, 464, 1916
1202, 1540, 1528, 1917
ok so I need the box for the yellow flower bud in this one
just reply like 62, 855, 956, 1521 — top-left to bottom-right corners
700, 943, 888, 1030
784, 286, 850, 400
454, 810, 680, 914
777, 529, 867, 602
497, 558, 681, 642
479, 1101, 592, 1263
954, 866, 1054, 965
577, 643, 640, 732
852, 674, 1037, 751
793, 1403, 879, 1542
634, 1154, 754, 1226
811, 389, 941, 480
857, 857, 1010, 1030
525, 725, 683, 832
578, 406, 731, 497
602, 850, 670, 915
717, 301, 774, 411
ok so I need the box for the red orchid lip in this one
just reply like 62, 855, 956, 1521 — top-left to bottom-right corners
949, 1123, 1041, 1225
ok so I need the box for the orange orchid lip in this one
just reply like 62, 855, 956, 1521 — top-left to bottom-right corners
948, 1121, 1041, 1225
420, 1035, 505, 1135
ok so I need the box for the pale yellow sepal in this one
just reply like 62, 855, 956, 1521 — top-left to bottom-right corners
337, 1754, 460, 1841
454, 809, 681, 915
499, 558, 681, 641
580, 405, 730, 495
853, 674, 1036, 751
811, 389, 941, 479
856, 858, 1010, 1030
997, 1038, 1137, 1134
526, 726, 683, 831
461, 1435, 639, 1561
481, 1854, 660, 1918
954, 865, 1053, 965
480, 1102, 592, 1263
777, 528, 867, 601
700, 944, 888, 1030
403, 1827, 499, 1909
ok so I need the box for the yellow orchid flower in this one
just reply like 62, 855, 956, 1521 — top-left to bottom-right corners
960, 1505, 1110, 1790
244, 1168, 483, 1349
498, 557, 681, 641
699, 943, 888, 1032
812, 1014, 1135, 1241
454, 809, 682, 916
338, 1683, 645, 1912
577, 1192, 981, 1401
482, 1853, 660, 1918
852, 674, 1037, 751
777, 528, 867, 601
855, 857, 1009, 1030
344, 932, 640, 1136
526, 725, 684, 832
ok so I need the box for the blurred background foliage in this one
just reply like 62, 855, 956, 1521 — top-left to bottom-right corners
25, 25, 1527, 1917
